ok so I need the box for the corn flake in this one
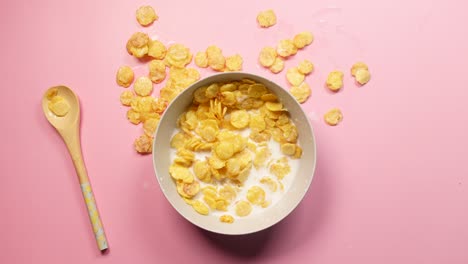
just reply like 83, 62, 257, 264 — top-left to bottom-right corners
48, 96, 70, 117
270, 158, 291, 179
165, 44, 192, 68
265, 101, 285, 112
286, 67, 305, 86
257, 9, 277, 28
133, 76, 153, 96
293, 32, 314, 49
215, 142, 235, 160
326, 71, 344, 91
169, 163, 194, 183
143, 117, 160, 137
259, 46, 277, 67
192, 200, 209, 215
260, 177, 278, 192
230, 110, 250, 129
195, 51, 209, 68
116, 66, 134, 87
351, 62, 368, 76
148, 59, 166, 83
148, 40, 166, 60
193, 160, 212, 182
177, 181, 200, 198
269, 57, 284, 73
225, 54, 243, 71
247, 186, 266, 205
219, 215, 234, 223
254, 147, 271, 169
355, 69, 371, 85
277, 39, 297, 58
297, 60, 314, 75
126, 32, 150, 58
134, 134, 153, 154
235, 201, 252, 217
127, 109, 141, 124
136, 6, 158, 26
290, 82, 311, 103
324, 108, 343, 126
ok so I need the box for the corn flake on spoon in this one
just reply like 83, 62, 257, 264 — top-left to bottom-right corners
42, 85, 108, 251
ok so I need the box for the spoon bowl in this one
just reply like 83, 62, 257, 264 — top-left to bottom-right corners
42, 85, 80, 131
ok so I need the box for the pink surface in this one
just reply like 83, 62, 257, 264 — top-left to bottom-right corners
1, 0, 467, 263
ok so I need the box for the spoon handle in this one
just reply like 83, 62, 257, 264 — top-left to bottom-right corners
64, 132, 108, 251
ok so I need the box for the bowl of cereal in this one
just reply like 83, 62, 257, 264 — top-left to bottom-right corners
153, 72, 316, 235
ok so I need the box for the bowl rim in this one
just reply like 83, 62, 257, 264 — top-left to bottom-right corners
153, 72, 317, 235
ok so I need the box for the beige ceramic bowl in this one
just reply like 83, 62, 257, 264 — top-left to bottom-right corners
153, 72, 316, 235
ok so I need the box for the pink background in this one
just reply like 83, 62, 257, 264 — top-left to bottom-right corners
1, 0, 467, 263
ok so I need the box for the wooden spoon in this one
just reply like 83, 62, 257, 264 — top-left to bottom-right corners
42, 85, 108, 251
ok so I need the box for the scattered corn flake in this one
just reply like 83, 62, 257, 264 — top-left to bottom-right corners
259, 47, 277, 67
208, 54, 225, 71
148, 40, 166, 60
219, 215, 234, 223
269, 57, 285, 73
126, 32, 150, 58
293, 32, 314, 49
152, 98, 168, 114
324, 108, 343, 126
127, 109, 141, 124
206, 45, 222, 58
116, 66, 135, 87
257, 9, 277, 28
165, 44, 192, 68
297, 60, 314, 75
136, 6, 158, 26
192, 200, 209, 215
120, 90, 135, 106
286, 67, 305, 86
355, 69, 371, 85
225, 54, 243, 71
148, 59, 166, 83
351, 62, 368, 76
290, 82, 311, 103
326, 71, 344, 91
235, 201, 252, 217
195, 51, 209, 68
277, 39, 297, 58
134, 134, 153, 154
133, 76, 153, 96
